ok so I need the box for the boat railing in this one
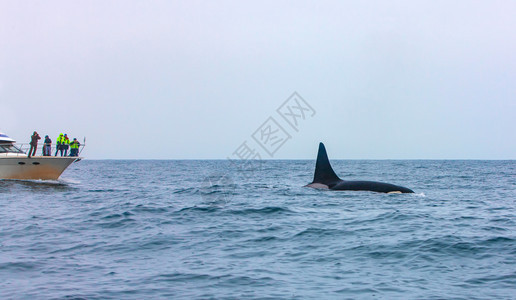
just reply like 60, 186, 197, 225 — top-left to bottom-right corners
10, 142, 86, 157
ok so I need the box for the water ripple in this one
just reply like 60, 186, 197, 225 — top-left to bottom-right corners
1, 160, 515, 299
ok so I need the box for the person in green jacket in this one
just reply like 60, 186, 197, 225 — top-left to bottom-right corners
62, 134, 70, 156
70, 138, 80, 157
55, 133, 64, 156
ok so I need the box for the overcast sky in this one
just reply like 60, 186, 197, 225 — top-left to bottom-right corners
1, 0, 515, 159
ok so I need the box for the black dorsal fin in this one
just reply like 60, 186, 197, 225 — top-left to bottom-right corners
312, 142, 341, 184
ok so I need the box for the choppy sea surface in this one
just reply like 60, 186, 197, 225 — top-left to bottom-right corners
1, 160, 515, 299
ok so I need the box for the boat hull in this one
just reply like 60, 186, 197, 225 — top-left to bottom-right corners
0, 156, 78, 180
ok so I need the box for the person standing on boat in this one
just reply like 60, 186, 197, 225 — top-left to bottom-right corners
43, 135, 52, 156
55, 133, 64, 156
63, 134, 71, 156
28, 131, 41, 158
70, 138, 80, 157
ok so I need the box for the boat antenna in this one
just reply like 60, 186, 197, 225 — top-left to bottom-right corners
78, 137, 86, 156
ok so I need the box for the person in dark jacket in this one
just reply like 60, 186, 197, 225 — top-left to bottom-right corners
43, 135, 52, 156
28, 131, 41, 158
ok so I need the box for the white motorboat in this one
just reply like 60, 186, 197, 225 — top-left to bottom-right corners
0, 132, 83, 180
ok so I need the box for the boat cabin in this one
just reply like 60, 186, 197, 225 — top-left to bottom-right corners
0, 132, 24, 154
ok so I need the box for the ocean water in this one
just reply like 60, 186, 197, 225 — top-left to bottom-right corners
0, 160, 515, 299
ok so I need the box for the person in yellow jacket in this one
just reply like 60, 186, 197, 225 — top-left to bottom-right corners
62, 134, 71, 156
70, 138, 81, 157
55, 133, 64, 156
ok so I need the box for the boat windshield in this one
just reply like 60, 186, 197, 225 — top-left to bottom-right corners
0, 144, 25, 154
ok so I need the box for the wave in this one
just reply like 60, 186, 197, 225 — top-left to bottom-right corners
394, 235, 516, 259
0, 261, 40, 271
478, 236, 516, 254
176, 206, 221, 214
131, 204, 169, 214
228, 206, 295, 216
172, 187, 199, 194
150, 272, 276, 284
101, 211, 134, 219
87, 188, 119, 193
96, 217, 136, 229
293, 227, 349, 238
0, 179, 73, 191
465, 271, 516, 285
244, 235, 282, 243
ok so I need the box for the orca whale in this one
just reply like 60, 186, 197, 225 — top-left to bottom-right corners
305, 143, 414, 193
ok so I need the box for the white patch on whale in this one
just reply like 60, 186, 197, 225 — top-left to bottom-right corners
305, 183, 329, 189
